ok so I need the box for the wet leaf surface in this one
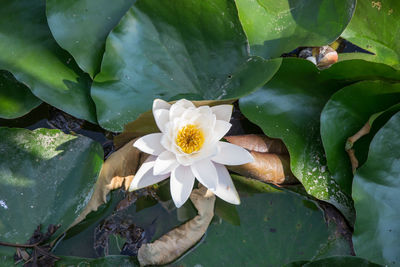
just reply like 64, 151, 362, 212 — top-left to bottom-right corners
341, 0, 400, 69
240, 57, 400, 224
0, 128, 103, 256
91, 0, 281, 131
321, 80, 400, 194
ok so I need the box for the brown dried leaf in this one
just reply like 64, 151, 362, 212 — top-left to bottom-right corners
228, 151, 297, 185
224, 134, 288, 154
137, 185, 215, 266
114, 99, 235, 149
69, 139, 146, 228
225, 135, 297, 185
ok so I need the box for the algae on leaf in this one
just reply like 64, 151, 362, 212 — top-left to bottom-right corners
0, 128, 103, 255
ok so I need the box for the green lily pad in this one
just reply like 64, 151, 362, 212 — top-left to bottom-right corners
0, 128, 103, 255
341, 0, 400, 69
285, 256, 382, 267
321, 81, 400, 195
0, 70, 42, 119
46, 0, 134, 77
352, 111, 400, 266
240, 58, 400, 224
0, 0, 96, 123
56, 255, 137, 267
235, 0, 355, 58
175, 181, 352, 266
91, 0, 282, 132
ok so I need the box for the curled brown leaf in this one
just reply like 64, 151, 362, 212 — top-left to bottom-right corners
137, 185, 215, 266
225, 134, 288, 154
225, 135, 298, 185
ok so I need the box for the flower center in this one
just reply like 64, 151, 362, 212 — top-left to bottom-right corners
176, 124, 205, 154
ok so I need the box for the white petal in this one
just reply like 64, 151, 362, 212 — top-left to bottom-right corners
174, 99, 195, 109
153, 150, 179, 175
211, 105, 233, 122
212, 142, 254, 166
133, 133, 164, 155
170, 165, 195, 208
211, 163, 240, 205
129, 156, 169, 191
212, 120, 232, 142
154, 109, 169, 133
153, 99, 171, 112
169, 99, 195, 120
176, 145, 217, 166
190, 159, 218, 190
197, 105, 213, 115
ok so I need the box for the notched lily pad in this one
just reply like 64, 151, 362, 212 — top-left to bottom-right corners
91, 0, 281, 132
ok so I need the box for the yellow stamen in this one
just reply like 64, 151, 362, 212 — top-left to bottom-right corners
176, 124, 205, 154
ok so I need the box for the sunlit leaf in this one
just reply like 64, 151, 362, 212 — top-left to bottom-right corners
235, 0, 355, 58
342, 0, 400, 69
0, 0, 96, 123
91, 0, 281, 132
0, 128, 103, 255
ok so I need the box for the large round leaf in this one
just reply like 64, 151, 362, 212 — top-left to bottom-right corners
0, 0, 96, 123
352, 112, 400, 266
175, 179, 352, 266
321, 81, 400, 195
239, 58, 400, 223
341, 0, 400, 69
91, 0, 282, 132
235, 0, 355, 58
46, 0, 135, 77
0, 70, 42, 119
0, 128, 103, 255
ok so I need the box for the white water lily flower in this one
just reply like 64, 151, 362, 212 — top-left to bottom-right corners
129, 99, 254, 207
